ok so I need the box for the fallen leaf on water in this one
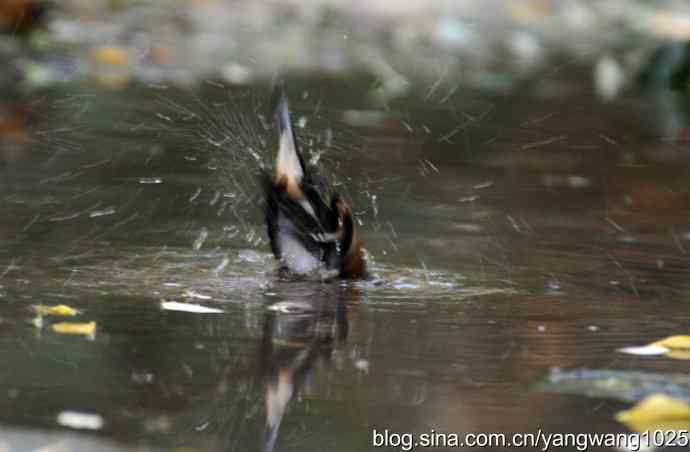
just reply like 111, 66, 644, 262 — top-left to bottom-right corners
652, 336, 690, 359
618, 344, 669, 356
52, 321, 96, 337
57, 411, 104, 430
160, 301, 223, 314
616, 394, 690, 432
32, 304, 79, 316
618, 335, 690, 359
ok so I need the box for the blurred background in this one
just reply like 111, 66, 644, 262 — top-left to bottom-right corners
3, 0, 690, 99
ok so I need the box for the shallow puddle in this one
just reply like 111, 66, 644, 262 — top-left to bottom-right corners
2, 79, 690, 451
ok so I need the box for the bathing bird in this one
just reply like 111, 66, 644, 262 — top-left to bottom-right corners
261, 88, 366, 279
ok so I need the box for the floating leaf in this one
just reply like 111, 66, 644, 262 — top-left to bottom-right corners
616, 394, 690, 432
618, 344, 669, 356
32, 304, 79, 317
57, 411, 104, 430
160, 301, 223, 314
52, 321, 96, 337
652, 336, 690, 359
619, 335, 690, 360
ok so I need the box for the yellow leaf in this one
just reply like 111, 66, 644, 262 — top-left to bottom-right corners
665, 350, 690, 360
52, 321, 96, 337
615, 394, 690, 432
652, 335, 690, 350
32, 304, 79, 316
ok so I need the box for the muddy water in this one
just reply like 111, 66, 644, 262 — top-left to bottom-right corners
1, 79, 690, 451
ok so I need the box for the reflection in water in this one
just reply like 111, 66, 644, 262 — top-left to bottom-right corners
260, 285, 354, 452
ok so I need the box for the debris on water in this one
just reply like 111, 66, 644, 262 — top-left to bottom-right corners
57, 411, 104, 430
193, 227, 209, 251
537, 325, 546, 332
139, 177, 162, 184
32, 304, 79, 316
89, 207, 116, 218
52, 321, 97, 339
160, 301, 223, 314
297, 116, 307, 128
355, 359, 370, 373
619, 344, 669, 356
587, 325, 600, 332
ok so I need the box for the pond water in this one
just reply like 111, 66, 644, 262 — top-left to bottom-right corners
2, 77, 690, 451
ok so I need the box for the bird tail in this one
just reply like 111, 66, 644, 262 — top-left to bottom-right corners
272, 86, 306, 198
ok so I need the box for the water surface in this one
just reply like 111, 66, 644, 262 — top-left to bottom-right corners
2, 79, 690, 451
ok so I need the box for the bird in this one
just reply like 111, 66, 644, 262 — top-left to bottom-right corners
261, 87, 366, 279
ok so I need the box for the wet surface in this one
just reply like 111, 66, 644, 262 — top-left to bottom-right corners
2, 78, 690, 451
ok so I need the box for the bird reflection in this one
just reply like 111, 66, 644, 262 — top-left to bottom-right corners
259, 286, 353, 452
